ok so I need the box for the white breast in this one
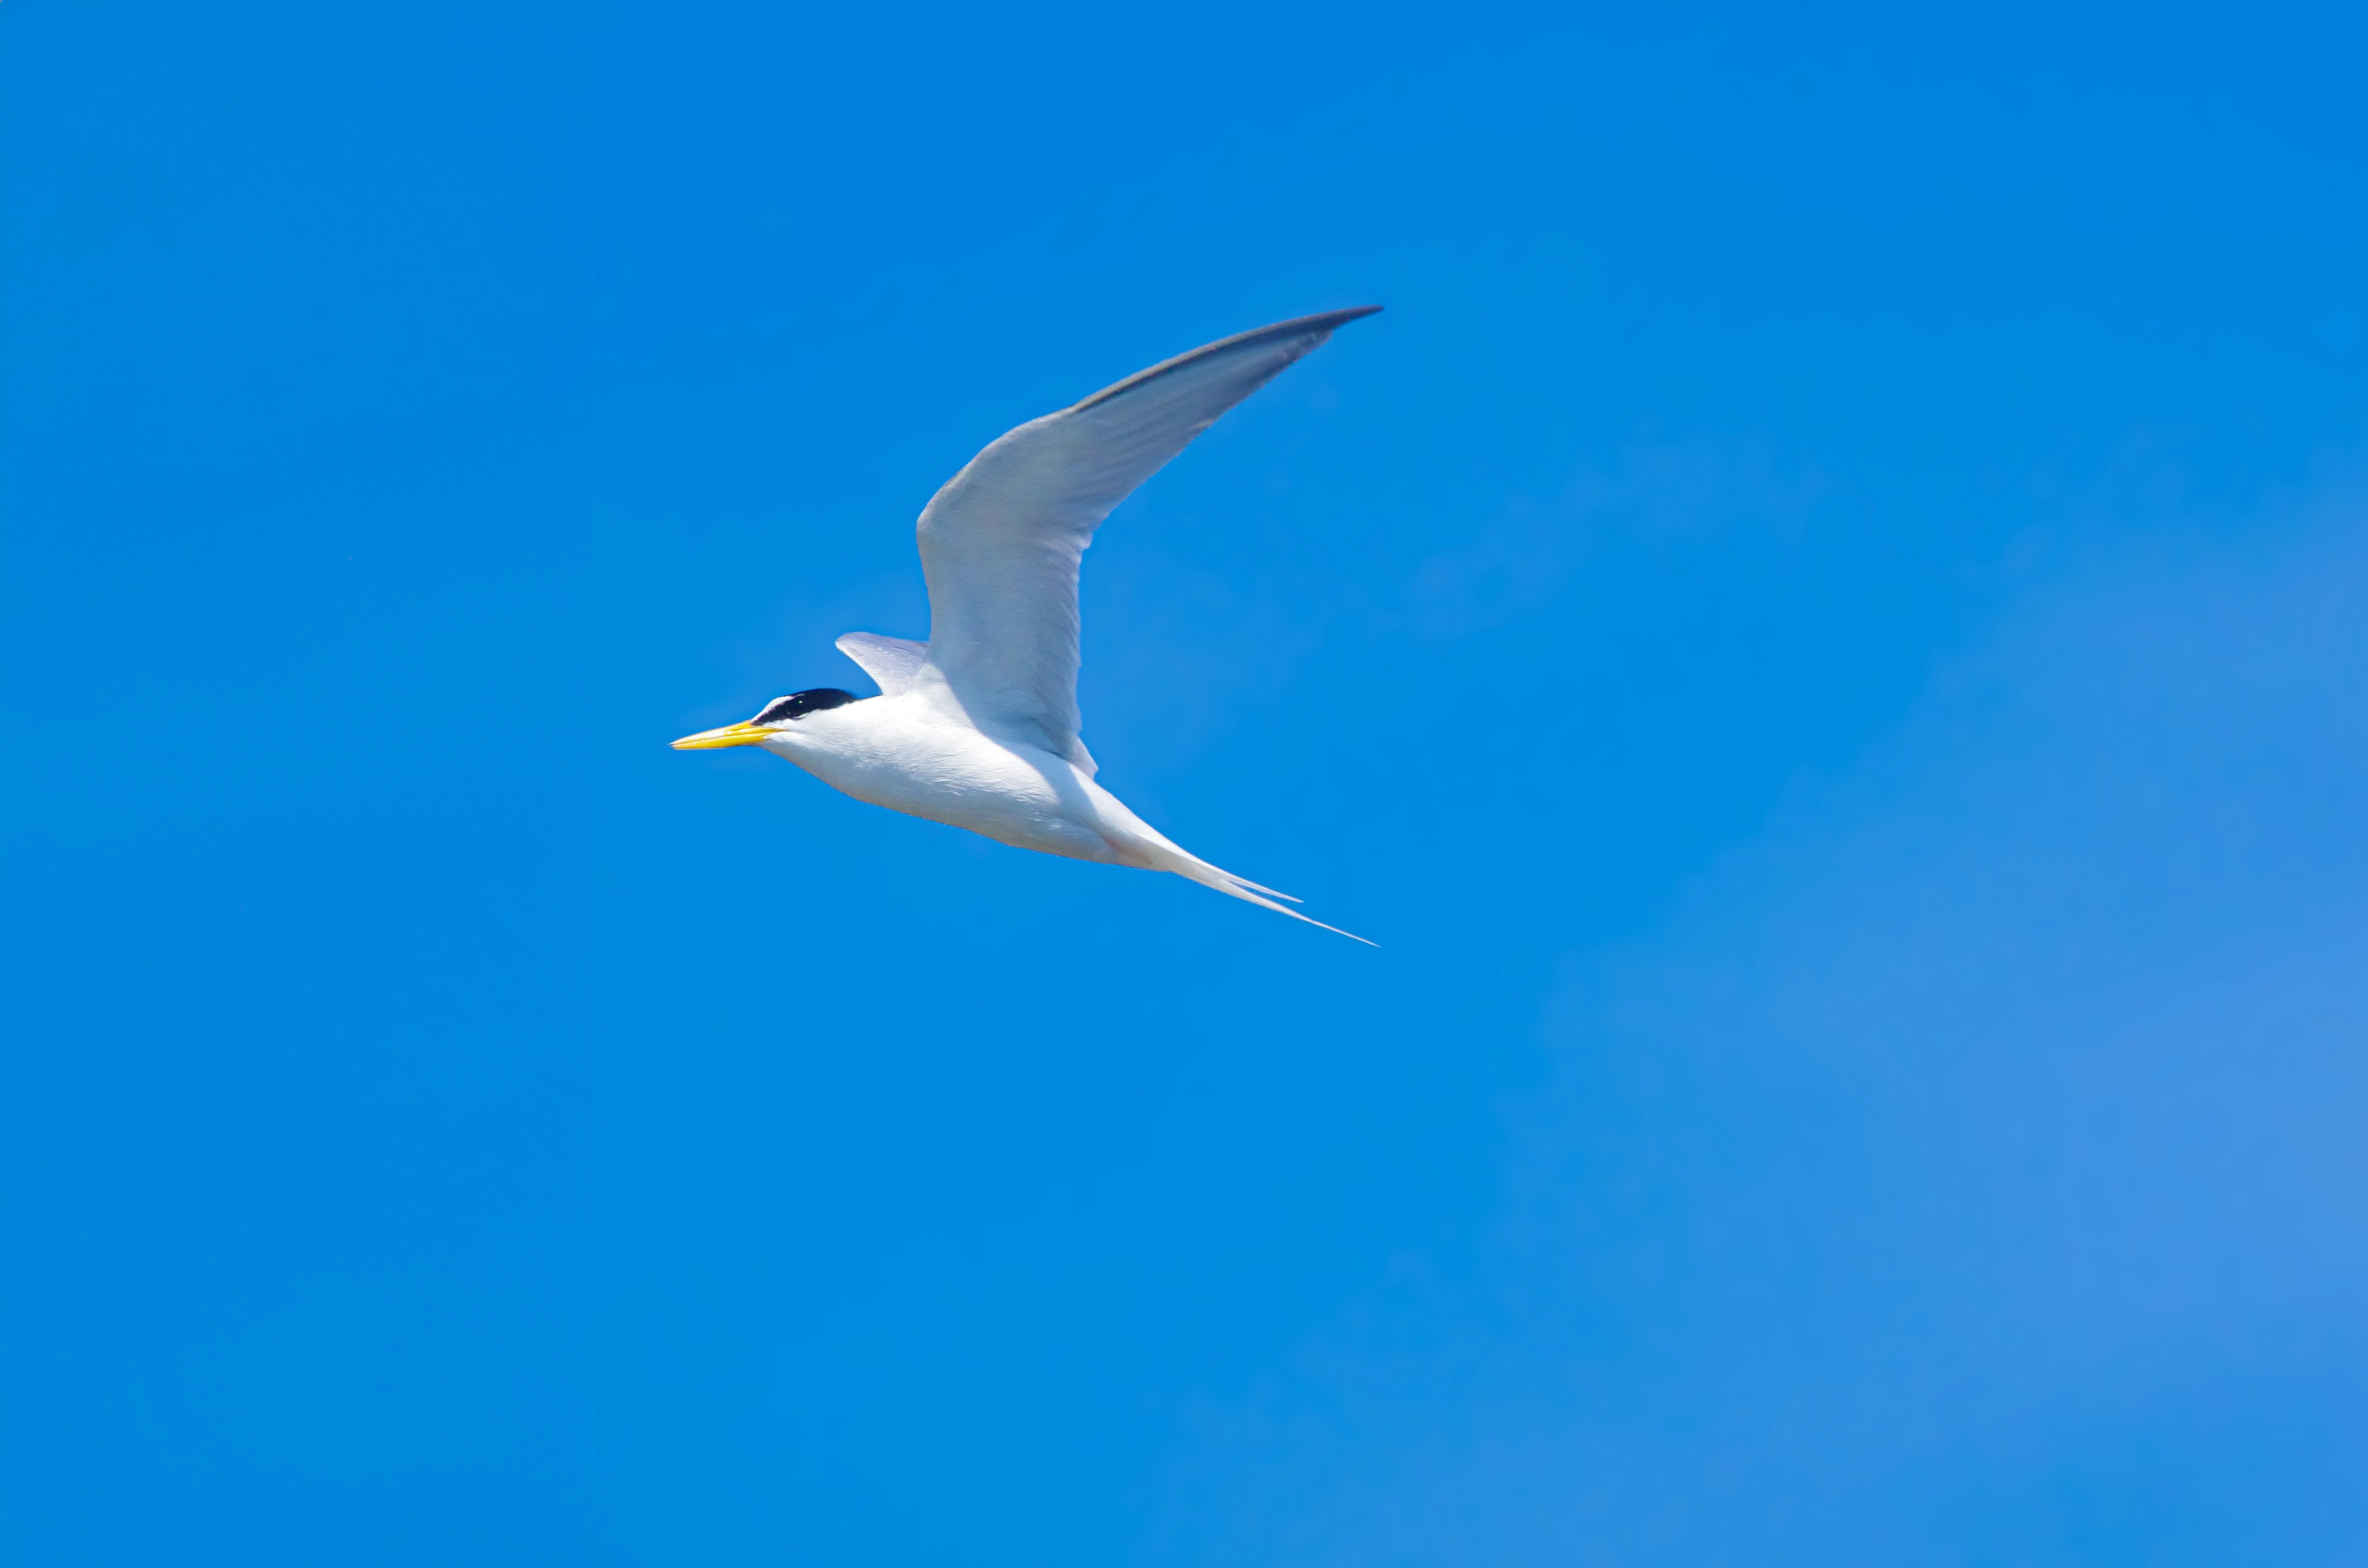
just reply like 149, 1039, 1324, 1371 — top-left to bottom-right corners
760, 694, 1123, 863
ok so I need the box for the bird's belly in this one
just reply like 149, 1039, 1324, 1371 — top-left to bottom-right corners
772, 721, 1119, 863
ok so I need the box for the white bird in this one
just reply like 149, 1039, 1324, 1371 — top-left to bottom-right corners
672, 307, 1379, 941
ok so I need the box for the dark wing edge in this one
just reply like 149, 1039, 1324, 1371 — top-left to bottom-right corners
1066, 306, 1384, 416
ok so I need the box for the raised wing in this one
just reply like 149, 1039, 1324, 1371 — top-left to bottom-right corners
835, 631, 927, 696
913, 306, 1380, 765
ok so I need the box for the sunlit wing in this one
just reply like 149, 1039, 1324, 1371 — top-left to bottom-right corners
834, 631, 927, 696
911, 307, 1380, 766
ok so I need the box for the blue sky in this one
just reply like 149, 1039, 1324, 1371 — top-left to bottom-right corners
4, 4, 2364, 1564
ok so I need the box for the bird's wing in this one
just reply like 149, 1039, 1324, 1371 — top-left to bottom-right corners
913, 306, 1380, 764
834, 631, 928, 696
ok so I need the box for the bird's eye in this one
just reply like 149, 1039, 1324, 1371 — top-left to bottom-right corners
755, 688, 857, 724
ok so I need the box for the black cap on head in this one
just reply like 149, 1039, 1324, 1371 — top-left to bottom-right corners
753, 688, 857, 726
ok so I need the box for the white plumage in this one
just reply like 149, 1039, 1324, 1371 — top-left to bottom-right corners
674, 308, 1379, 941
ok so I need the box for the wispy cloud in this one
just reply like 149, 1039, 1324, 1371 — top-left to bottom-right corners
1078, 547, 1327, 782
1072, 435, 1836, 787
1406, 439, 1829, 639
1138, 470, 2368, 1565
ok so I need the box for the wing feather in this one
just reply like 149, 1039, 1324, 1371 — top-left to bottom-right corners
911, 307, 1379, 763
834, 631, 928, 696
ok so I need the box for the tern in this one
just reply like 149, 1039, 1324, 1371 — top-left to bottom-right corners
672, 307, 1378, 940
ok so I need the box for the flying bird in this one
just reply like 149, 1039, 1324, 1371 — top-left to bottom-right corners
673, 307, 1379, 940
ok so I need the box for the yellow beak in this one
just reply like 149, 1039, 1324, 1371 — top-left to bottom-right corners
670, 721, 775, 750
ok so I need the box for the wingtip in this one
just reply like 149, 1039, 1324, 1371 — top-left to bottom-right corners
1064, 305, 1386, 414
1300, 304, 1384, 332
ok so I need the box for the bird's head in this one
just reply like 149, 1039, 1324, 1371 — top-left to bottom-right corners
671, 688, 858, 750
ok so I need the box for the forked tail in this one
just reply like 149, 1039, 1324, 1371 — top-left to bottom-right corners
1149, 844, 1374, 945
